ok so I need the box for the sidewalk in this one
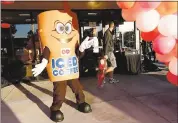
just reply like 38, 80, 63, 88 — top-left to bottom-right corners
1, 71, 177, 123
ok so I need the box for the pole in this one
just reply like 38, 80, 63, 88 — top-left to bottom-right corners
9, 26, 15, 60
30, 12, 37, 63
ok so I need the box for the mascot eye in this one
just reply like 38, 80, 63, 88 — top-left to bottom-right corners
65, 23, 72, 34
56, 23, 64, 34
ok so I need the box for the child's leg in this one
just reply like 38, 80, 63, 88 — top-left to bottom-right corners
97, 71, 105, 87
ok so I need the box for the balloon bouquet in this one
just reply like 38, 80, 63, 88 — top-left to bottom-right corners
117, 1, 178, 86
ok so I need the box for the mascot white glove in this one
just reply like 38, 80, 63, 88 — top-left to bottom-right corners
32, 58, 48, 77
79, 36, 94, 52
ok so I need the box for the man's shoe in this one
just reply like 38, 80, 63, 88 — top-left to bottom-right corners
77, 102, 92, 113
103, 78, 106, 84
50, 110, 64, 122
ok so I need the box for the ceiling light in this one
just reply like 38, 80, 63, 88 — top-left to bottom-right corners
88, 13, 97, 15
19, 14, 30, 16
25, 19, 35, 22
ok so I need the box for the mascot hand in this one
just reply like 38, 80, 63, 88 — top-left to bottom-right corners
32, 58, 48, 77
79, 37, 93, 52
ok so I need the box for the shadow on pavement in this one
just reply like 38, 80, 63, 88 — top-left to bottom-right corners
148, 73, 168, 82
13, 73, 177, 123
23, 82, 77, 109
1, 101, 21, 123
14, 84, 50, 118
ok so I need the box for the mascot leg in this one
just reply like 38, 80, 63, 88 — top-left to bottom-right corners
50, 81, 67, 122
68, 79, 92, 113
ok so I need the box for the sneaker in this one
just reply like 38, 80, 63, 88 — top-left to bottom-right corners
103, 78, 106, 84
109, 78, 119, 83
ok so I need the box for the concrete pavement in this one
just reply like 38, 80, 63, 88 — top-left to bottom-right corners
1, 71, 177, 123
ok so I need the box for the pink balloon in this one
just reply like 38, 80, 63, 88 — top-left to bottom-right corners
136, 10, 160, 32
139, 2, 161, 10
156, 53, 174, 63
122, 2, 145, 21
169, 57, 178, 76
153, 35, 176, 55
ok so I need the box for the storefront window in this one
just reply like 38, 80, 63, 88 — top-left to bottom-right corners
14, 24, 32, 38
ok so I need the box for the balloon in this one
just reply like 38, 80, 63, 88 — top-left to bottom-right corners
156, 2, 178, 15
158, 15, 177, 37
136, 10, 160, 32
139, 2, 161, 10
170, 43, 178, 58
122, 2, 144, 21
169, 57, 178, 76
117, 2, 135, 9
153, 35, 176, 55
156, 53, 174, 63
141, 28, 160, 41
167, 71, 178, 86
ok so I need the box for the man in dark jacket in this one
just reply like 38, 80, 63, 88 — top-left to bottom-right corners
103, 21, 119, 83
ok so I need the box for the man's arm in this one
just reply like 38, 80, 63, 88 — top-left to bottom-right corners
104, 32, 111, 55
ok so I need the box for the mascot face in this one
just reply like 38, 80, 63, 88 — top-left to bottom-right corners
50, 12, 77, 44
38, 10, 78, 48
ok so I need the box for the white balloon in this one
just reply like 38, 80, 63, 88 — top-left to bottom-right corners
158, 15, 177, 37
136, 10, 160, 32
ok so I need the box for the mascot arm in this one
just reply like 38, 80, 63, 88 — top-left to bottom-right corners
32, 46, 50, 77
79, 36, 94, 52
75, 35, 86, 60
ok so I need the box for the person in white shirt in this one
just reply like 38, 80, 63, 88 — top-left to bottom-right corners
79, 28, 99, 54
79, 28, 100, 74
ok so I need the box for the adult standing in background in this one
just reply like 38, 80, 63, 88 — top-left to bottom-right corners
103, 21, 119, 83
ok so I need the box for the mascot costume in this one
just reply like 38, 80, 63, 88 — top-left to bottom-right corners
32, 3, 95, 122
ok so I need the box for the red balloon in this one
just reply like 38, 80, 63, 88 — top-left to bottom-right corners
141, 28, 160, 41
1, 23, 10, 28
167, 71, 178, 86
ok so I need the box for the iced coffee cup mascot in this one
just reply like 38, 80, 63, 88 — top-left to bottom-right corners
32, 7, 97, 122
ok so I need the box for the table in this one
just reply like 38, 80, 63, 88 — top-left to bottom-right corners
115, 52, 141, 75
